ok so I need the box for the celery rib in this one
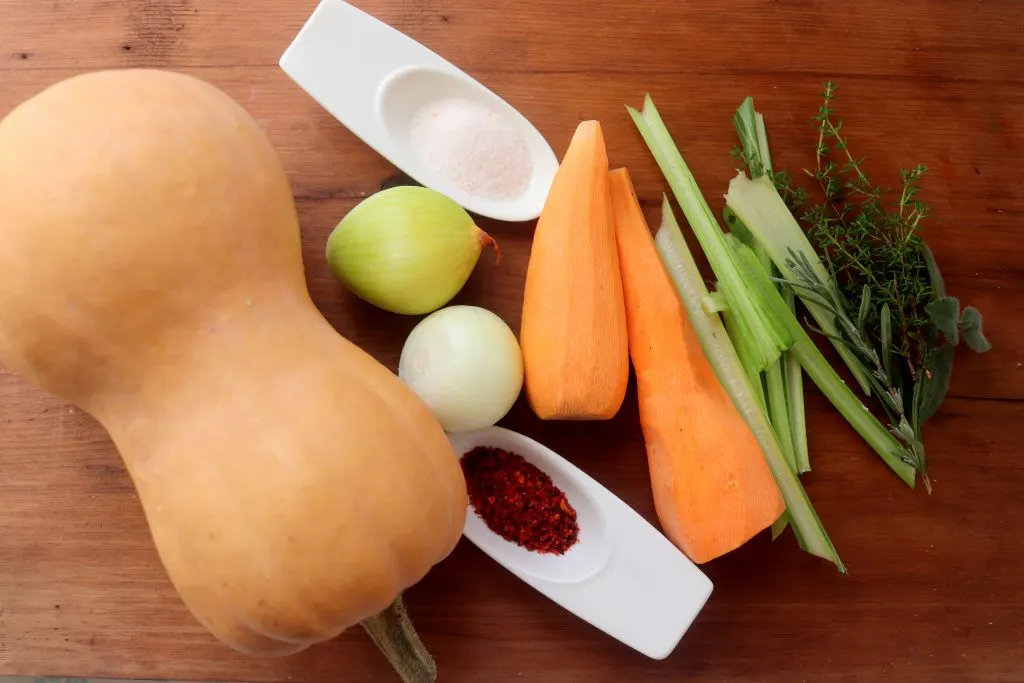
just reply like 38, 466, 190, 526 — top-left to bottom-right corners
765, 361, 797, 473
730, 238, 918, 487
701, 292, 728, 314
655, 198, 845, 572
729, 95, 870, 396
722, 306, 767, 412
628, 98, 792, 374
724, 172, 874, 395
741, 97, 809, 474
632, 96, 843, 570
785, 287, 811, 473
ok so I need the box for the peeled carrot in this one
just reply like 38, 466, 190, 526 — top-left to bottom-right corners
609, 167, 784, 564
520, 121, 629, 421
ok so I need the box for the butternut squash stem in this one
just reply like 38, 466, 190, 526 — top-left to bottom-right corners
360, 595, 437, 683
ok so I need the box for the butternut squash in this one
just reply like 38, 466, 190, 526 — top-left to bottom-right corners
519, 121, 629, 420
0, 69, 467, 675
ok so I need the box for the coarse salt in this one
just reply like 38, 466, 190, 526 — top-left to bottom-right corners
409, 96, 532, 202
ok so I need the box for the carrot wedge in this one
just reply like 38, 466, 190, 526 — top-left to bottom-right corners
609, 167, 784, 563
520, 121, 629, 421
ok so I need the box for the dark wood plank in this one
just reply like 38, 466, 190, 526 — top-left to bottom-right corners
1, 380, 1021, 683
1, 0, 1022, 681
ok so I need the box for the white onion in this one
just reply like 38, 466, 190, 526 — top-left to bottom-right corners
398, 305, 523, 433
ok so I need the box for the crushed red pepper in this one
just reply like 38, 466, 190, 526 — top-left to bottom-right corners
460, 446, 579, 555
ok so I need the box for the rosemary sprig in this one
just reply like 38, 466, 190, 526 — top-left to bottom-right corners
779, 249, 930, 491
802, 82, 934, 378
766, 82, 991, 490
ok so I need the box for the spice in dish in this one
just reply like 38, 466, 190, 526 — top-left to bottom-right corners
460, 446, 579, 555
408, 96, 532, 202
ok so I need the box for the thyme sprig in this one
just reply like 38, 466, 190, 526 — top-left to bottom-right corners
761, 82, 991, 489
801, 83, 933, 378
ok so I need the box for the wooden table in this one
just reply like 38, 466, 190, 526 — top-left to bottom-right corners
1, 1, 1021, 681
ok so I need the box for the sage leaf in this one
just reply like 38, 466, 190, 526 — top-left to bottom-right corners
915, 343, 955, 424
959, 305, 991, 353
926, 296, 960, 346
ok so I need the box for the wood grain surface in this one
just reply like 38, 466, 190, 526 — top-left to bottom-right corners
1, 0, 1022, 681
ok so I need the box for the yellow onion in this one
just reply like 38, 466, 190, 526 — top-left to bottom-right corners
325, 186, 497, 315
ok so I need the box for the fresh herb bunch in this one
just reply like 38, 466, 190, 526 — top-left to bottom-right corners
803, 82, 933, 373
758, 82, 991, 489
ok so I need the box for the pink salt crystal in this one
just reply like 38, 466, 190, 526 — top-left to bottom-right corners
409, 97, 532, 202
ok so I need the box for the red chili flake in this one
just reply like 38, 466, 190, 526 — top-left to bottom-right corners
461, 446, 579, 555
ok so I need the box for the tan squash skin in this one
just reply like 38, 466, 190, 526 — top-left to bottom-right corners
0, 69, 468, 656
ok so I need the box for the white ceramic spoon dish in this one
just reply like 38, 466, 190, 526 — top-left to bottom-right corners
449, 426, 714, 660
279, 0, 559, 222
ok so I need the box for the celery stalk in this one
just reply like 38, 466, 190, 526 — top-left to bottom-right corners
785, 287, 811, 473
729, 237, 918, 487
655, 198, 844, 572
770, 513, 790, 540
628, 97, 792, 373
765, 361, 797, 473
725, 172, 874, 395
722, 306, 767, 411
741, 98, 804, 475
755, 111, 771, 170
702, 292, 728, 314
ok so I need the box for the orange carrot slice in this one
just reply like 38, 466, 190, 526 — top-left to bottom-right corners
610, 166, 784, 563
520, 121, 629, 421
